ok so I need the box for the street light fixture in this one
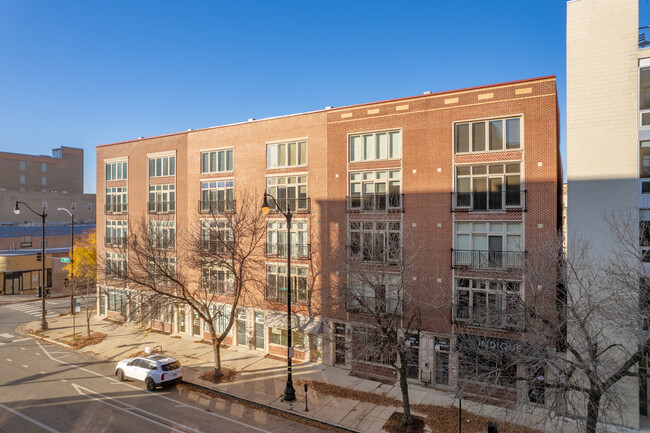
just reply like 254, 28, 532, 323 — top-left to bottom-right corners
261, 191, 296, 402
14, 201, 48, 331
58, 207, 74, 318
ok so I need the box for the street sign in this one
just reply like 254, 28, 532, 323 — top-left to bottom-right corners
61, 257, 70, 263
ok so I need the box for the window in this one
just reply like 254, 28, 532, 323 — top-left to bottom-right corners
149, 155, 176, 177
641, 210, 650, 262
19, 174, 25, 184
204, 305, 233, 334
352, 326, 396, 365
105, 187, 127, 213
266, 221, 308, 258
349, 221, 401, 263
455, 163, 522, 210
349, 130, 401, 162
71, 203, 76, 212
200, 180, 234, 213
153, 301, 173, 323
202, 265, 234, 294
105, 253, 126, 279
107, 288, 127, 315
41, 176, 46, 186
266, 265, 308, 304
457, 335, 517, 388
201, 149, 233, 174
149, 220, 175, 248
266, 176, 308, 212
148, 184, 175, 213
267, 141, 307, 168
348, 273, 401, 314
41, 163, 47, 172
20, 235, 32, 248
201, 220, 233, 253
349, 170, 402, 211
149, 257, 176, 286
455, 118, 521, 153
106, 220, 127, 246
454, 222, 522, 269
641, 68, 650, 126
19, 161, 25, 170
269, 327, 305, 350
454, 278, 522, 328
106, 161, 128, 181
42, 202, 47, 212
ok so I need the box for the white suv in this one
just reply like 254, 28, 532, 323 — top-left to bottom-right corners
115, 354, 183, 391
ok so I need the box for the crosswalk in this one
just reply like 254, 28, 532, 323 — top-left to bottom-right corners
3, 303, 60, 318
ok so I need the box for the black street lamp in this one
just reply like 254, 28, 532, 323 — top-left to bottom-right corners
58, 207, 74, 317
14, 201, 48, 331
261, 191, 296, 402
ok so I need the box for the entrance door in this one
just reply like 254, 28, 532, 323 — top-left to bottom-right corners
237, 309, 246, 346
177, 304, 186, 333
254, 312, 264, 349
334, 323, 346, 366
192, 312, 201, 336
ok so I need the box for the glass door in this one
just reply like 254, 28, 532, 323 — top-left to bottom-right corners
177, 304, 186, 333
237, 309, 246, 346
255, 312, 264, 349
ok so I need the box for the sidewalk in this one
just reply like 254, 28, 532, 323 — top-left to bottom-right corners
16, 313, 571, 433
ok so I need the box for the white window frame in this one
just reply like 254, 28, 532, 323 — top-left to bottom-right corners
348, 129, 401, 162
266, 140, 307, 169
454, 116, 522, 154
201, 149, 234, 174
149, 155, 176, 178
453, 278, 522, 328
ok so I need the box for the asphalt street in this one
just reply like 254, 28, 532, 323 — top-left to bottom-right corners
0, 298, 327, 433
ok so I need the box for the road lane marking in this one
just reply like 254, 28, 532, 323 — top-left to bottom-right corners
0, 402, 62, 433
0, 333, 14, 338
72, 383, 200, 433
6, 359, 11, 362
40, 371, 46, 374
35, 353, 41, 355
12, 338, 32, 343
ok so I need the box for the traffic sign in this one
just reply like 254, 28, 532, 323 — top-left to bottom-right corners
61, 257, 70, 263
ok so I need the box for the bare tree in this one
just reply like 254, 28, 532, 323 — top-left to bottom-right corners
100, 191, 266, 379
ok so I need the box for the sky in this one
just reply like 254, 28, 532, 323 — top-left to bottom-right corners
0, 0, 620, 194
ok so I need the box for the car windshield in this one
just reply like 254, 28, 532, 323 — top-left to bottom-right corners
161, 361, 181, 371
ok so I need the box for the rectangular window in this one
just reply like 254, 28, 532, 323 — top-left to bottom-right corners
105, 187, 128, 213
349, 170, 402, 211
19, 174, 25, 184
201, 149, 233, 174
105, 252, 126, 279
454, 163, 522, 210
348, 273, 401, 314
19, 161, 25, 170
148, 184, 175, 213
349, 221, 401, 263
454, 118, 521, 154
269, 327, 305, 350
266, 220, 309, 258
454, 222, 522, 269
201, 220, 233, 254
41, 176, 47, 186
200, 180, 234, 213
454, 278, 522, 329
352, 326, 396, 365
202, 265, 234, 294
204, 305, 233, 334
641, 68, 650, 126
266, 265, 308, 305
149, 220, 176, 249
349, 130, 401, 162
105, 220, 127, 246
266, 141, 307, 168
106, 161, 128, 181
41, 163, 47, 172
107, 288, 127, 315
149, 155, 176, 177
266, 176, 308, 212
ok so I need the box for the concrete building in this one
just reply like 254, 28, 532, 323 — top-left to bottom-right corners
96, 77, 560, 403
567, 0, 650, 427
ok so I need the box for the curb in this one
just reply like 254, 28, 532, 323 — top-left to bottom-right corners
180, 379, 361, 433
15, 324, 74, 350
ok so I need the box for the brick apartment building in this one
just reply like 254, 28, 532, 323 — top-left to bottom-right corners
96, 76, 561, 401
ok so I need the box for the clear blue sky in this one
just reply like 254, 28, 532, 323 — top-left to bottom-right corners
0, 0, 617, 193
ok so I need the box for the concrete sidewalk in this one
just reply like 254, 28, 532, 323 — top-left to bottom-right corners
16, 313, 571, 433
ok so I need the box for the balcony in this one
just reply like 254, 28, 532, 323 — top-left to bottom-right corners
202, 239, 234, 254
148, 201, 175, 214
451, 191, 526, 212
265, 197, 310, 214
105, 203, 128, 214
265, 242, 310, 259
150, 238, 175, 249
451, 249, 524, 270
198, 200, 236, 215
105, 236, 127, 247
346, 193, 404, 213
641, 26, 650, 49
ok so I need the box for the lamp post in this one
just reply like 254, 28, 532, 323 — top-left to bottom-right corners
14, 201, 48, 331
261, 191, 296, 402
58, 208, 74, 325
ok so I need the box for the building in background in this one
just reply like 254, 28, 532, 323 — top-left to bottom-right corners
96, 77, 560, 404
0, 147, 95, 295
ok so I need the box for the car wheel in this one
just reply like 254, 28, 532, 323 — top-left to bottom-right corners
145, 377, 156, 391
116, 369, 125, 381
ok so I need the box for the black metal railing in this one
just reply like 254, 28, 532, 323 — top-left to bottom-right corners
105, 236, 127, 247
105, 203, 128, 214
641, 27, 650, 48
150, 238, 175, 249
20, 241, 32, 248
198, 200, 236, 214
265, 242, 310, 259
201, 239, 235, 254
265, 197, 310, 214
451, 191, 526, 212
148, 201, 176, 214
452, 249, 525, 270
346, 193, 404, 213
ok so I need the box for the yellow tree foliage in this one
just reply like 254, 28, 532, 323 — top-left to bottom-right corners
63, 230, 96, 282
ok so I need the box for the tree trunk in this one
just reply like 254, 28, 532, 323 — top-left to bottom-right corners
212, 338, 223, 379
398, 354, 413, 425
586, 389, 601, 433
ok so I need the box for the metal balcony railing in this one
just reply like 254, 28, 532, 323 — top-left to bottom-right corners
105, 236, 127, 247
201, 239, 235, 254
105, 203, 128, 214
640, 27, 650, 49
147, 201, 176, 214
150, 238, 175, 249
451, 249, 525, 270
346, 193, 404, 213
265, 242, 310, 259
198, 200, 236, 214
265, 197, 310, 214
451, 191, 526, 212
